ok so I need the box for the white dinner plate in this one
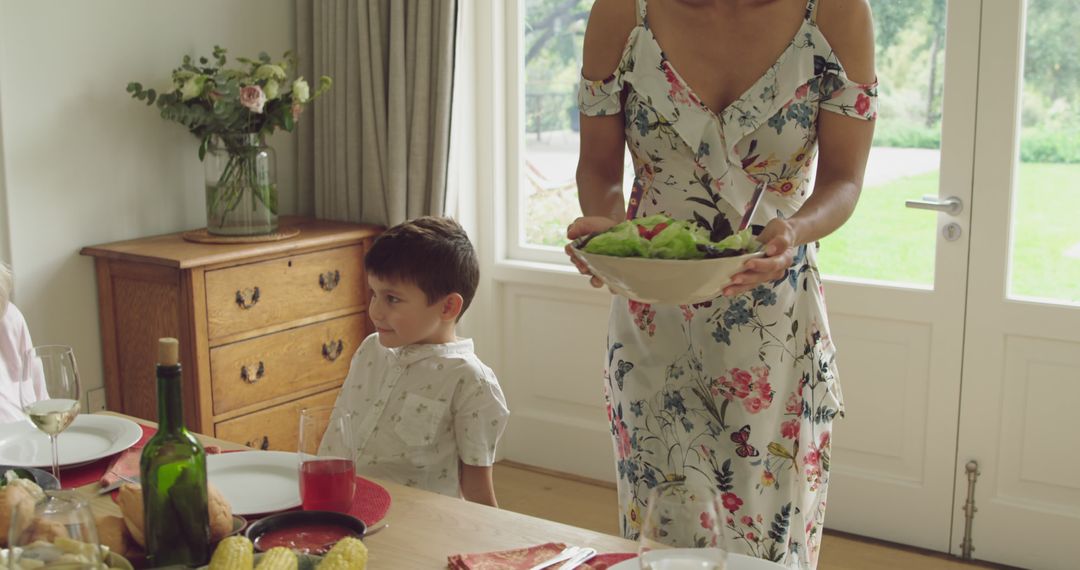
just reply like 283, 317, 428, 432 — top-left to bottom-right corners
0, 415, 142, 468
206, 451, 301, 516
608, 552, 787, 570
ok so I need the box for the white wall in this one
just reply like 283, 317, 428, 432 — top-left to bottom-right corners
0, 0, 300, 407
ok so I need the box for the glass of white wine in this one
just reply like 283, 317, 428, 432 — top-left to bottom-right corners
20, 345, 81, 482
638, 480, 729, 570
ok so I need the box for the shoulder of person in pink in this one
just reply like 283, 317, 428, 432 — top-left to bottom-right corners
0, 263, 45, 424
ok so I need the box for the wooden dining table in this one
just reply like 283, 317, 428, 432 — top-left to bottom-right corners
76, 413, 637, 568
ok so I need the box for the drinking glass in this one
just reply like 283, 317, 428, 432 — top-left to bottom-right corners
638, 481, 729, 570
20, 346, 81, 481
6, 490, 104, 570
298, 405, 357, 513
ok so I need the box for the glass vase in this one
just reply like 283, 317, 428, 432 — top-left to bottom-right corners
203, 134, 278, 235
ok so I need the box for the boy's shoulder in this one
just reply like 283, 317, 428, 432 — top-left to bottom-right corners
414, 339, 500, 387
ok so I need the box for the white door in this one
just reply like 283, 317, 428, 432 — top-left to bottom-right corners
953, 1, 1080, 568
818, 0, 979, 552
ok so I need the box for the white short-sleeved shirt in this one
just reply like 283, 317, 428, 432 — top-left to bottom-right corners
320, 334, 509, 497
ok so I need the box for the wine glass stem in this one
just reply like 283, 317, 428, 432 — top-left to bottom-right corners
50, 433, 61, 481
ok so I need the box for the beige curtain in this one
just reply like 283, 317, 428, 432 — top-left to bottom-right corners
296, 0, 457, 226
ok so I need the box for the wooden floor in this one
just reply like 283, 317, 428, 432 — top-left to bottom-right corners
493, 462, 1015, 570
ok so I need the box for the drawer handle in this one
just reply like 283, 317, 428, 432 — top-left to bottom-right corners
240, 361, 265, 384
322, 339, 345, 362
246, 435, 270, 450
319, 270, 341, 292
235, 287, 260, 309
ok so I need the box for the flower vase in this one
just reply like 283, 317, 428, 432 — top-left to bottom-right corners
203, 134, 278, 235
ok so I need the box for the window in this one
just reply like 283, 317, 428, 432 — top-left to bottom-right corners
511, 0, 633, 262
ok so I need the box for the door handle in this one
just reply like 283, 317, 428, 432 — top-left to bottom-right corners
905, 195, 963, 215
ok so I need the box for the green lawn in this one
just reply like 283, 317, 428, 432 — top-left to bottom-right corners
820, 162, 1080, 303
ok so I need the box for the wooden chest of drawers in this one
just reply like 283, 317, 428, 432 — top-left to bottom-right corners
81, 217, 382, 451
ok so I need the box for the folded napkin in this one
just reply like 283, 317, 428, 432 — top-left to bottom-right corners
447, 542, 635, 570
98, 438, 221, 489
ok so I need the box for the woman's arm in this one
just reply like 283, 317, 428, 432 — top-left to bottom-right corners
574, 0, 636, 220
566, 0, 638, 285
724, 0, 876, 296
460, 462, 498, 507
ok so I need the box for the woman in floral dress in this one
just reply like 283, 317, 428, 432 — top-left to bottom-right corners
566, 0, 876, 567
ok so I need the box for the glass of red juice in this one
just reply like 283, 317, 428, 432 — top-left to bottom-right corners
298, 405, 357, 513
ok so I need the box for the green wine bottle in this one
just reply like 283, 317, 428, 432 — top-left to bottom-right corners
140, 338, 210, 567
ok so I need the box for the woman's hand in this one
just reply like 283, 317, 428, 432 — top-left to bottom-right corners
723, 218, 798, 297
565, 216, 619, 288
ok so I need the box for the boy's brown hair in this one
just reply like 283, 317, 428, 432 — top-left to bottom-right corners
364, 216, 480, 318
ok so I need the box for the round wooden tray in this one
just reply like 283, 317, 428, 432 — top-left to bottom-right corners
181, 227, 301, 244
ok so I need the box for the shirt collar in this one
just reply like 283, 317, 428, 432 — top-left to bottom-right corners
384, 338, 475, 366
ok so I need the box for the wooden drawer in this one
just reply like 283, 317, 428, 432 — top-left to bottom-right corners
210, 313, 367, 415
205, 244, 366, 340
214, 388, 340, 451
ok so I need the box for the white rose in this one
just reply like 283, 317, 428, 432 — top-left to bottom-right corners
264, 79, 280, 100
180, 76, 206, 101
292, 78, 310, 103
254, 64, 286, 81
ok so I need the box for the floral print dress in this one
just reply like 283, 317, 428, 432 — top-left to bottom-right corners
577, 0, 876, 567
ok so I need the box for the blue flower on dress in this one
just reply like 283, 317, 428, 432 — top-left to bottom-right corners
642, 467, 659, 489
723, 299, 753, 328
664, 390, 687, 414
696, 142, 710, 160
630, 400, 645, 417
680, 416, 694, 433
786, 102, 813, 129
712, 325, 731, 345
666, 364, 685, 379
634, 107, 651, 136
767, 112, 787, 134
752, 286, 778, 306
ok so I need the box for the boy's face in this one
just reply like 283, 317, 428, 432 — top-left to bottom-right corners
367, 274, 453, 348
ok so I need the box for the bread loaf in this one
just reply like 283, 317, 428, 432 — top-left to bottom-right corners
116, 481, 234, 547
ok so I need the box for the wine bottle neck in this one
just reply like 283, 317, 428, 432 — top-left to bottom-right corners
156, 365, 185, 432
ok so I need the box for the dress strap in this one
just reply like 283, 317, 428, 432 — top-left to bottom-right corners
635, 0, 647, 26
805, 0, 819, 24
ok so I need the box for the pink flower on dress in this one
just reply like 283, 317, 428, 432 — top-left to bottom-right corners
795, 83, 810, 99
681, 305, 694, 322
757, 380, 772, 399
240, 85, 266, 113
740, 515, 754, 526
743, 397, 765, 414
804, 448, 820, 467
700, 511, 716, 530
616, 422, 632, 459
761, 470, 776, 488
746, 531, 757, 542
785, 392, 801, 414
781, 419, 800, 440
721, 492, 743, 512
855, 93, 872, 116
732, 369, 753, 398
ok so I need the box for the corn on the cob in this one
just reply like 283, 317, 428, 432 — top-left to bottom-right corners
254, 547, 297, 570
208, 535, 254, 570
316, 536, 367, 570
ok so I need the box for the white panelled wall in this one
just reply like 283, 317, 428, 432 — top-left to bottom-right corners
0, 0, 302, 407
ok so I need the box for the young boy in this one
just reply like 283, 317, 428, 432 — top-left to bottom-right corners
321, 216, 509, 506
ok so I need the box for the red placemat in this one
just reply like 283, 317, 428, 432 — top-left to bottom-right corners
350, 476, 392, 526
59, 424, 157, 489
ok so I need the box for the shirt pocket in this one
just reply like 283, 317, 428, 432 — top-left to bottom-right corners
394, 392, 449, 447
